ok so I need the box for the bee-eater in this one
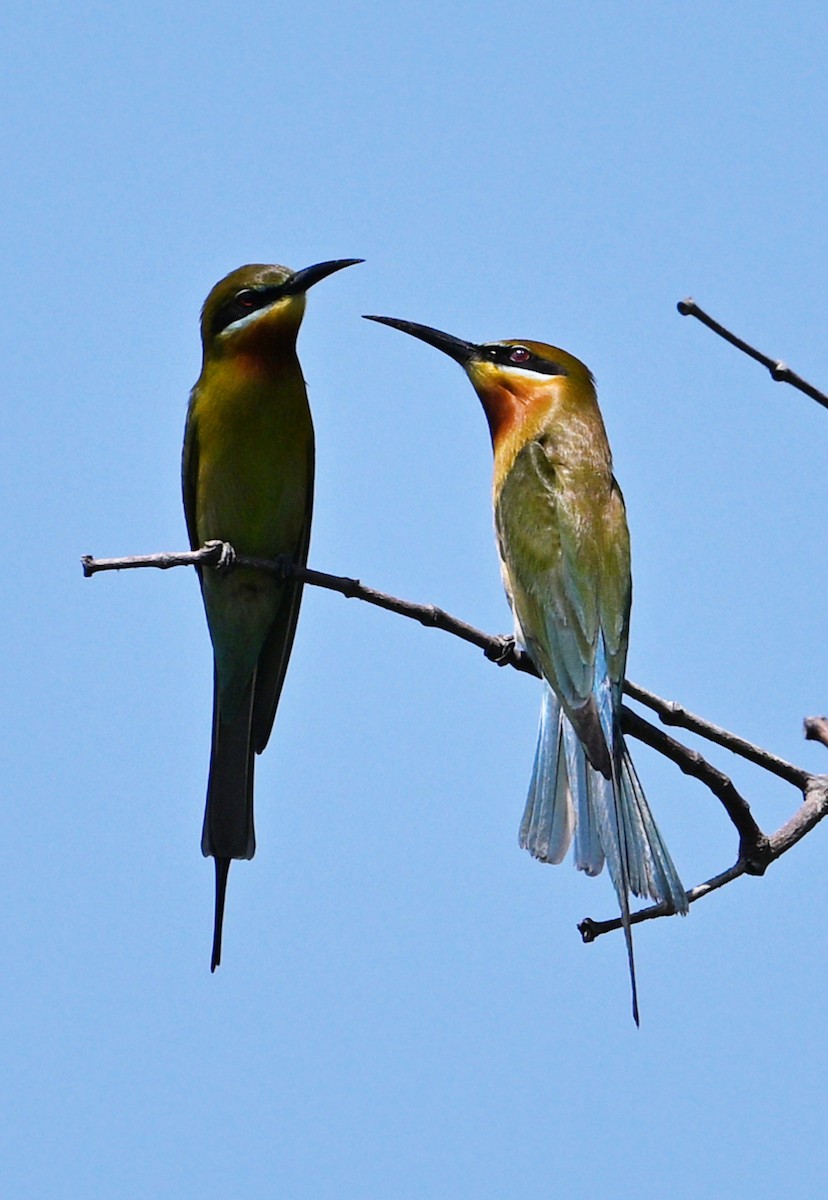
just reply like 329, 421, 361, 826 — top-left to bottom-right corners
183, 258, 361, 970
364, 315, 687, 1022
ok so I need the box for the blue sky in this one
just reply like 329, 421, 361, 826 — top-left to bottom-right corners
3, 2, 828, 1196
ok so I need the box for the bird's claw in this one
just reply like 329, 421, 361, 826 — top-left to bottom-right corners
484, 635, 517, 667
204, 540, 237, 573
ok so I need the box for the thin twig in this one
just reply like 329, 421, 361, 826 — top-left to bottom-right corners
621, 708, 770, 869
626, 680, 808, 789
81, 545, 224, 575
677, 297, 828, 411
302, 568, 540, 676
804, 717, 828, 749
81, 545, 543, 677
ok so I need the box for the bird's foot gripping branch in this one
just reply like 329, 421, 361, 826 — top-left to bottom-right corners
203, 539, 236, 573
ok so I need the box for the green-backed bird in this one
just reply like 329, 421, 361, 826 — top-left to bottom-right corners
183, 258, 361, 970
364, 315, 687, 1022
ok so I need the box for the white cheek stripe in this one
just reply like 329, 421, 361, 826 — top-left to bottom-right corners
218, 300, 283, 338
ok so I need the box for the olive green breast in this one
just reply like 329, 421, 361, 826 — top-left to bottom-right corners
190, 354, 314, 558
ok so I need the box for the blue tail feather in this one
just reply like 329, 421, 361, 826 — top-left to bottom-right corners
519, 658, 687, 1021
520, 680, 685, 910
563, 719, 604, 875
619, 748, 688, 914
519, 687, 574, 864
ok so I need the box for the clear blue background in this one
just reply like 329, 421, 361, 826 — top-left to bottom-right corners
3, 3, 827, 1196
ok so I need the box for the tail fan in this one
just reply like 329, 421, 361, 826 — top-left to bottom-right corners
520, 680, 687, 1022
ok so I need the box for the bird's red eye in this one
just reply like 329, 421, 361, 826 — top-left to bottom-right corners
509, 346, 531, 364
235, 289, 256, 308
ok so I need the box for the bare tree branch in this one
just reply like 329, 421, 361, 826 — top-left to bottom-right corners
625, 680, 808, 789
621, 708, 770, 869
677, 297, 828, 411
804, 717, 828, 749
81, 544, 542, 675
81, 543, 828, 941
82, 545, 224, 575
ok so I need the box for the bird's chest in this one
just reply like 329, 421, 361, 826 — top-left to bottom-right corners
195, 370, 313, 554
495, 450, 603, 570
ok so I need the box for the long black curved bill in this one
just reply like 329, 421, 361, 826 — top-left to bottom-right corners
284, 258, 364, 296
363, 315, 477, 366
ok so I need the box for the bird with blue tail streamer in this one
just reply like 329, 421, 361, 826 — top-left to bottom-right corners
364, 314, 688, 1023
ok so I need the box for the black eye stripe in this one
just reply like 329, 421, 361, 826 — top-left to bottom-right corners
211, 285, 285, 337
480, 344, 568, 377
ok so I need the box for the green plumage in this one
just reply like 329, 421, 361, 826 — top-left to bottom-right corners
494, 406, 630, 776
183, 258, 360, 969
360, 316, 686, 1023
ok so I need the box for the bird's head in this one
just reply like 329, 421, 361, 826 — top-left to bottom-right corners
363, 316, 594, 448
201, 259, 362, 364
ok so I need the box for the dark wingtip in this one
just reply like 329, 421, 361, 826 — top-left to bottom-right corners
210, 858, 231, 971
